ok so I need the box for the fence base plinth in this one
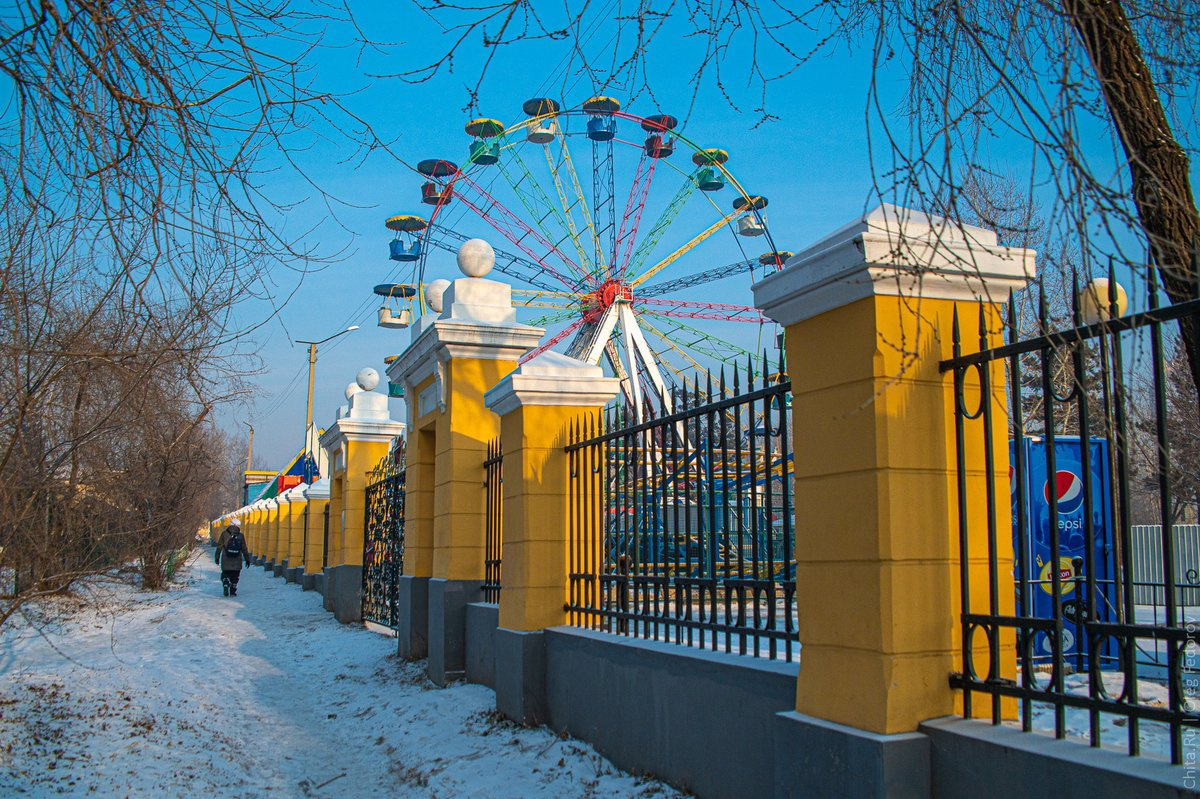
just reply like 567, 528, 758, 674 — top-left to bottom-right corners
920, 717, 1188, 799
397, 576, 430, 660
262, 559, 274, 572
301, 572, 317, 591
427, 578, 483, 686
313, 572, 326, 597
495, 628, 547, 726
774, 710, 930, 799
465, 602, 499, 688
273, 560, 286, 578
321, 565, 362, 624
285, 566, 302, 584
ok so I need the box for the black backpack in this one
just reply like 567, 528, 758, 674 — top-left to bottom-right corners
224, 532, 244, 559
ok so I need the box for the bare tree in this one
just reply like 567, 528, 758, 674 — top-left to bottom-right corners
0, 2, 390, 621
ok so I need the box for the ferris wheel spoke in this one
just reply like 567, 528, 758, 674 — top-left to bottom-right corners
493, 142, 588, 273
526, 308, 579, 327
449, 171, 585, 288
427, 225, 563, 293
640, 297, 766, 324
636, 320, 709, 381
637, 256, 758, 297
521, 317, 588, 363
592, 138, 615, 284
619, 171, 699, 282
611, 153, 660, 278
543, 138, 600, 275
627, 208, 740, 289
640, 313, 760, 368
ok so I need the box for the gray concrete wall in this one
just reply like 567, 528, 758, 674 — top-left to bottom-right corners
465, 603, 498, 689
397, 576, 429, 660
544, 627, 798, 799
322, 564, 363, 624
427, 578, 483, 685
921, 716, 1193, 799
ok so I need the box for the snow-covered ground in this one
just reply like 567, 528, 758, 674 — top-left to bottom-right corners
0, 551, 682, 797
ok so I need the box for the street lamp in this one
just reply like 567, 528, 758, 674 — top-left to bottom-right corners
296, 325, 359, 481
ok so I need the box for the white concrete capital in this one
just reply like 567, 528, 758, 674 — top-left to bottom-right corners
304, 478, 331, 501
753, 203, 1036, 327
485, 350, 620, 417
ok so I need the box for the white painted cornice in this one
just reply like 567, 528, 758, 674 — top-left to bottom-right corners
485, 350, 619, 417
753, 203, 1036, 327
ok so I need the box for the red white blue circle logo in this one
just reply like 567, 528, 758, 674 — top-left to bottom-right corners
1044, 470, 1085, 515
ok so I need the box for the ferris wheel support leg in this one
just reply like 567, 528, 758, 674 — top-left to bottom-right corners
621, 304, 645, 423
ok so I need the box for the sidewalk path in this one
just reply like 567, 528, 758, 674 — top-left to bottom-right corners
0, 551, 679, 797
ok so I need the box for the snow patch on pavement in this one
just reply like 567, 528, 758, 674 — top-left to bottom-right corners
0, 551, 683, 797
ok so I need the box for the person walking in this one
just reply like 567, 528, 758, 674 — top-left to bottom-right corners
215, 523, 251, 596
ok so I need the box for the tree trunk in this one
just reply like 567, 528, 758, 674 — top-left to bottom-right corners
1065, 0, 1200, 403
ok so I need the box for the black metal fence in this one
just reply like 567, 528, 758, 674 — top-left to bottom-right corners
361, 444, 406, 629
942, 267, 1200, 763
483, 438, 503, 604
564, 359, 796, 661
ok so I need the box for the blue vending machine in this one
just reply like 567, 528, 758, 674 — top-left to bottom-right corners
1011, 436, 1119, 669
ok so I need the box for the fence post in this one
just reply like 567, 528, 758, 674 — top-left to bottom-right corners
753, 206, 1034, 789
386, 248, 542, 681
483, 351, 620, 724
316, 370, 405, 623
300, 479, 329, 591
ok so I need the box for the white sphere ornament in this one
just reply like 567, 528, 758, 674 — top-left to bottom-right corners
1078, 278, 1129, 324
426, 278, 450, 314
356, 367, 380, 391
345, 381, 363, 400
457, 238, 496, 278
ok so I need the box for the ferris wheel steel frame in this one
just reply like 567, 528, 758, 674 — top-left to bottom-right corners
394, 101, 788, 422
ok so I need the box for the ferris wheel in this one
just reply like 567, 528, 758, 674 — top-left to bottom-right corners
378, 96, 790, 420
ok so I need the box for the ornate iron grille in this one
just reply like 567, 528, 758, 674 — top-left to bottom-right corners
941, 268, 1200, 764
483, 438, 503, 603
565, 357, 796, 661
361, 443, 406, 629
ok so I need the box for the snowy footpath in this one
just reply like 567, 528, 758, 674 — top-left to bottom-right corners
0, 551, 682, 798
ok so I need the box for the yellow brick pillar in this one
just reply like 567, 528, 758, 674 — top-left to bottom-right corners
273, 493, 294, 577
387, 247, 542, 677
752, 206, 1034, 767
483, 352, 619, 723
281, 485, 307, 583
318, 371, 404, 623
267, 498, 282, 568
250, 503, 266, 566
300, 479, 330, 590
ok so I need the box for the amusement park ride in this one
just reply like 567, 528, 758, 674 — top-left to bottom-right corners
375, 96, 790, 421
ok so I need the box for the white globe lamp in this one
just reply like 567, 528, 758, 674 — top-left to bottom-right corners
426, 278, 450, 314
1078, 278, 1128, 325
457, 238, 496, 278
356, 367, 380, 391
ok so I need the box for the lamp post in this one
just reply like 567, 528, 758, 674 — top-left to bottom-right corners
243, 421, 254, 505
296, 325, 359, 481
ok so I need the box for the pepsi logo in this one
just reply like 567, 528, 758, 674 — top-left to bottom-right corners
1044, 470, 1085, 515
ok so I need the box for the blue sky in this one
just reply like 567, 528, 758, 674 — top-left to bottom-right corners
228, 2, 1195, 471
230, 3, 890, 469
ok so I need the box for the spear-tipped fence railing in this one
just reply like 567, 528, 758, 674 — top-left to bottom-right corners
942, 263, 1200, 764
483, 438, 503, 603
565, 356, 797, 661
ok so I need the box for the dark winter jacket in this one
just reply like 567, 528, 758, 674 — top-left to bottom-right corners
215, 528, 251, 571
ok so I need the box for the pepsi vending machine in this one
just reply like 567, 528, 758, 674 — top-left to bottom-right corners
1011, 436, 1119, 669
